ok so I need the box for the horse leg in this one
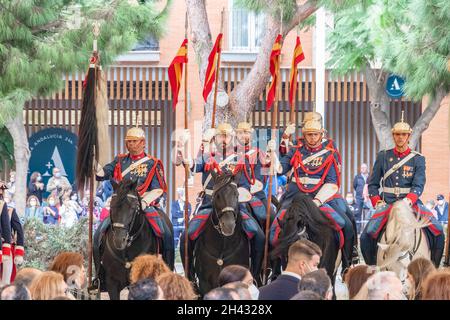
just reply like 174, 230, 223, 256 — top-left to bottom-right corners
105, 276, 121, 300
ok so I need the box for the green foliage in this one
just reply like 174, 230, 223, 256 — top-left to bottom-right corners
23, 217, 90, 271
0, 0, 170, 124
0, 127, 14, 171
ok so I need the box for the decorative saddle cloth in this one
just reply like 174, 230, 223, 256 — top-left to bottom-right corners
270, 204, 345, 249
187, 208, 259, 241
247, 196, 267, 222
365, 203, 443, 239
143, 207, 165, 238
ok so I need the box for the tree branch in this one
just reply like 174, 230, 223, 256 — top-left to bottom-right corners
410, 87, 448, 149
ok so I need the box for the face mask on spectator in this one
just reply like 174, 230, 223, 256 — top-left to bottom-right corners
54, 172, 61, 178
49, 200, 56, 206
36, 176, 42, 182
248, 284, 259, 300
71, 195, 78, 201
30, 200, 37, 207
437, 200, 445, 206
346, 197, 354, 204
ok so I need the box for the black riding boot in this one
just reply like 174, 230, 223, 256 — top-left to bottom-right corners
360, 227, 377, 265
423, 228, 445, 267
249, 225, 265, 284
161, 219, 175, 270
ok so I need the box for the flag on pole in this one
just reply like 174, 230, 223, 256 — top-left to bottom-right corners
266, 34, 283, 111
203, 33, 223, 102
168, 39, 188, 110
288, 36, 305, 110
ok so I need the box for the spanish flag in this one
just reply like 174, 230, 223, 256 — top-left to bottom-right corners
203, 33, 223, 102
266, 34, 283, 111
288, 36, 305, 110
168, 39, 188, 110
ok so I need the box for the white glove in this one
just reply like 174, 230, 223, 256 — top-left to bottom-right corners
313, 199, 322, 207
267, 139, 277, 153
14, 255, 24, 265
179, 129, 190, 145
284, 123, 296, 136
182, 157, 193, 168
202, 128, 216, 143
402, 197, 412, 207
141, 199, 148, 209
375, 200, 387, 209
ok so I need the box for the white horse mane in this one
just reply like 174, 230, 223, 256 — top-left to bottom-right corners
378, 200, 430, 268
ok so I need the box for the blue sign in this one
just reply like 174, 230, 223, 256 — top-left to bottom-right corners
28, 128, 78, 197
385, 74, 405, 99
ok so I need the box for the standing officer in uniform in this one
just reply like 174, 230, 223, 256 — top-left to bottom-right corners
0, 181, 13, 285
360, 115, 445, 267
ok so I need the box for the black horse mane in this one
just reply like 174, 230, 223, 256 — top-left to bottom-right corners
271, 193, 335, 258
212, 172, 235, 193
112, 179, 139, 207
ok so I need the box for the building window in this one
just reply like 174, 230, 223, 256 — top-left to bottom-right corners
132, 34, 160, 51
229, 1, 266, 52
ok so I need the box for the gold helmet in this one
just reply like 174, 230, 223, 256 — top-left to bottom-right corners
302, 112, 323, 124
236, 121, 254, 133
302, 120, 324, 134
215, 123, 234, 136
125, 127, 146, 141
391, 111, 412, 134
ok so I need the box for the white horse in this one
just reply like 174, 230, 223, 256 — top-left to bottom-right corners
376, 200, 431, 281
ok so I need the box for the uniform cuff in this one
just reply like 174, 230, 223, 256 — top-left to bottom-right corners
370, 195, 381, 208
15, 246, 24, 257
406, 193, 418, 205
2, 244, 11, 256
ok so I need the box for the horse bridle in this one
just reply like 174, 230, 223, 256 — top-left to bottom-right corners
211, 181, 238, 236
110, 193, 145, 250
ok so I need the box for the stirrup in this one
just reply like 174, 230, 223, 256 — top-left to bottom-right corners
351, 246, 360, 265
87, 278, 101, 300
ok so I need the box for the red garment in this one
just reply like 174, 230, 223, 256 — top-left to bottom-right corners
393, 147, 411, 158
100, 208, 110, 222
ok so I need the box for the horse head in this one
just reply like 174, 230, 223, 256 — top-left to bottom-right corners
210, 171, 246, 237
109, 179, 142, 250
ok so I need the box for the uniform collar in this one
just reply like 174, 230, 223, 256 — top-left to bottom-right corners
393, 147, 411, 158
130, 152, 146, 161
305, 143, 323, 152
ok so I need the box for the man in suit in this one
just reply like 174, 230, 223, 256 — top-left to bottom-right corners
258, 239, 322, 300
435, 194, 448, 223
353, 163, 369, 229
170, 187, 191, 247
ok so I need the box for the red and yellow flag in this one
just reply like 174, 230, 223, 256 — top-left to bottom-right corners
168, 39, 188, 110
203, 33, 223, 102
266, 34, 283, 111
288, 36, 305, 110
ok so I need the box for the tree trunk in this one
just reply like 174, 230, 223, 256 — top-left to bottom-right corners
409, 87, 448, 150
5, 111, 30, 218
363, 64, 394, 150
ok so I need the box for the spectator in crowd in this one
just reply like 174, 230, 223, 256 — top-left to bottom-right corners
129, 254, 170, 284
13, 268, 42, 290
343, 264, 377, 300
3, 191, 15, 209
435, 194, 448, 223
425, 200, 438, 220
203, 287, 240, 300
218, 265, 258, 299
222, 282, 252, 300
49, 252, 87, 299
97, 180, 113, 203
29, 271, 73, 300
128, 278, 164, 300
46, 167, 72, 199
298, 269, 333, 300
365, 271, 406, 300
422, 269, 450, 300
6, 171, 16, 200
24, 195, 44, 222
345, 192, 359, 232
43, 194, 60, 225
28, 171, 45, 203
276, 186, 284, 201
290, 290, 323, 300
100, 197, 111, 223
0, 283, 31, 300
259, 239, 322, 300
59, 192, 82, 228
405, 258, 435, 300
353, 163, 369, 229
170, 187, 191, 247
156, 272, 197, 300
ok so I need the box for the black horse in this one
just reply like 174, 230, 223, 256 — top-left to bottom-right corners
270, 193, 341, 288
182, 172, 260, 296
93, 179, 173, 300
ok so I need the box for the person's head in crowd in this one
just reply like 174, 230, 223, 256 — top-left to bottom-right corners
49, 252, 86, 290
360, 163, 368, 175
436, 194, 446, 206
425, 200, 435, 211
285, 239, 322, 277
156, 272, 197, 300
30, 171, 42, 184
218, 265, 258, 299
344, 265, 377, 299
130, 254, 170, 284
222, 282, 252, 300
406, 258, 436, 300
290, 290, 323, 300
14, 268, 43, 289
298, 269, 332, 300
3, 191, 13, 205
27, 195, 41, 208
70, 191, 79, 203
0, 284, 31, 300
203, 287, 240, 300
52, 167, 62, 179
177, 187, 186, 201
29, 271, 73, 300
128, 278, 164, 300
345, 192, 354, 205
366, 271, 405, 300
422, 269, 450, 300
47, 194, 59, 207
9, 171, 16, 183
